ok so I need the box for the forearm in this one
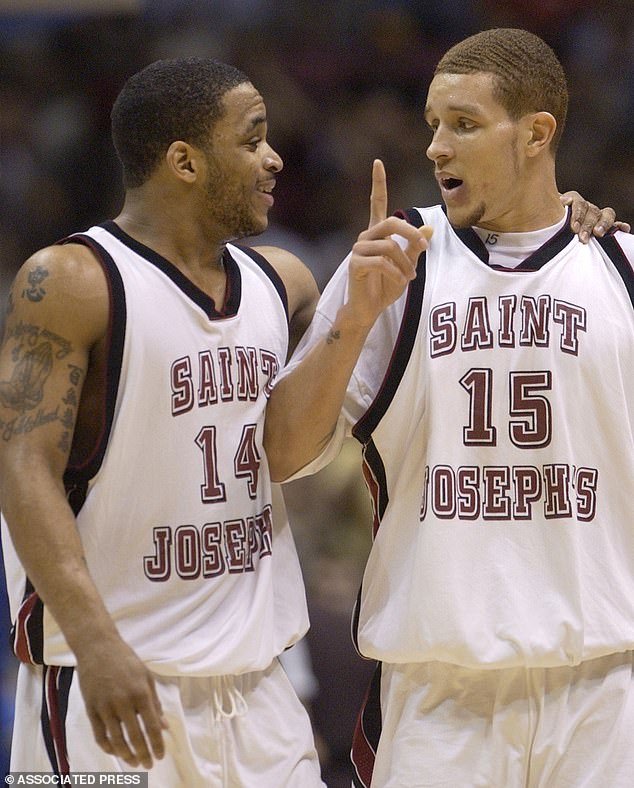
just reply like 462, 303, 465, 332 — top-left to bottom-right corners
265, 303, 371, 481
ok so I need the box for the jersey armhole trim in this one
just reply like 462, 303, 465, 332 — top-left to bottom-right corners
233, 244, 290, 323
57, 234, 126, 504
352, 209, 427, 443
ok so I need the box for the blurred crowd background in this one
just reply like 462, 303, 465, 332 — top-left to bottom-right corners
1, 0, 634, 782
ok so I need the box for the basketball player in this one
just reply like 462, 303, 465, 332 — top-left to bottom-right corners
265, 29, 634, 787
0, 58, 325, 785
0, 53, 617, 786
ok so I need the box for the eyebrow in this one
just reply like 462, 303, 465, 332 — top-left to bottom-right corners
244, 114, 267, 133
424, 102, 482, 119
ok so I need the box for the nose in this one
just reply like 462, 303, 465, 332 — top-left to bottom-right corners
264, 144, 283, 173
426, 128, 452, 163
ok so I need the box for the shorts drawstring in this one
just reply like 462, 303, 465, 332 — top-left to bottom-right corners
212, 675, 248, 721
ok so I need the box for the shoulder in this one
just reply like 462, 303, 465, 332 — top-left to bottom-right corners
16, 241, 109, 290
251, 245, 318, 294
251, 245, 320, 357
6, 241, 110, 346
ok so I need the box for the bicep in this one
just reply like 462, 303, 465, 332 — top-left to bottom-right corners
0, 246, 108, 482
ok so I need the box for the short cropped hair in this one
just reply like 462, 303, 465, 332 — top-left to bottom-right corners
111, 57, 250, 188
434, 28, 568, 153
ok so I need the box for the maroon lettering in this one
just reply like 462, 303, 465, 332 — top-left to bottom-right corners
512, 466, 542, 519
461, 297, 494, 351
428, 294, 587, 357
456, 466, 480, 519
520, 295, 550, 347
498, 295, 517, 347
202, 522, 225, 577
143, 507, 274, 581
429, 302, 456, 357
482, 466, 511, 519
431, 465, 456, 519
171, 357, 194, 416
553, 301, 586, 355
576, 467, 598, 521
144, 526, 172, 581
543, 464, 572, 519
236, 346, 258, 401
198, 350, 218, 406
175, 525, 201, 579
419, 463, 596, 523
217, 347, 234, 401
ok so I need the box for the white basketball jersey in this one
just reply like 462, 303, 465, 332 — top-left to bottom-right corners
305, 205, 634, 670
2, 221, 309, 675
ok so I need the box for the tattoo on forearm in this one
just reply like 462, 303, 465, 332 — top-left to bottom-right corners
0, 324, 83, 448
326, 329, 341, 345
22, 265, 49, 302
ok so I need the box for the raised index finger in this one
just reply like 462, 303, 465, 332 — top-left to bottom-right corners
369, 158, 388, 229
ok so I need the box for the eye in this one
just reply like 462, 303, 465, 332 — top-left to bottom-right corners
245, 137, 262, 151
457, 118, 476, 131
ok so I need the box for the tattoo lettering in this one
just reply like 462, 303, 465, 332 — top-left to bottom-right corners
0, 326, 83, 449
0, 341, 53, 411
22, 265, 49, 302
8, 321, 72, 360
326, 329, 341, 345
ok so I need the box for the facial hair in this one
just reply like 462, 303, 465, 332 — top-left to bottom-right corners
203, 153, 267, 241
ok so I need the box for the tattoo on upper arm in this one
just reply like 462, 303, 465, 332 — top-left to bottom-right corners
22, 266, 49, 303
5, 289, 15, 317
0, 322, 83, 450
326, 329, 341, 345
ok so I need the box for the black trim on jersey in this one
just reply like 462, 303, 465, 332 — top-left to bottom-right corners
514, 209, 575, 271
421, 204, 574, 270
351, 662, 382, 788
351, 440, 388, 655
449, 205, 576, 271
394, 207, 424, 228
597, 233, 634, 309
102, 220, 240, 319
10, 579, 44, 664
57, 234, 126, 504
453, 225, 490, 263
231, 243, 290, 322
352, 219, 427, 444
41, 665, 73, 775
361, 440, 390, 523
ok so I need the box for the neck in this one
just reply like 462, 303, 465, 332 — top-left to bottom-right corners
115, 191, 225, 271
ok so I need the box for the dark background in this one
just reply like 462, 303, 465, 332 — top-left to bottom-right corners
1, 0, 633, 781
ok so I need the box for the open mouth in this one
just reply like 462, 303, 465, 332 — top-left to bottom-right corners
257, 180, 275, 195
441, 177, 463, 190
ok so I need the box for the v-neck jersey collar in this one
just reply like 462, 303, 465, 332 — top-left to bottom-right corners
101, 220, 241, 319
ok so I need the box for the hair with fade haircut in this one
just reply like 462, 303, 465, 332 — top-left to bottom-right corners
434, 28, 568, 154
111, 57, 251, 188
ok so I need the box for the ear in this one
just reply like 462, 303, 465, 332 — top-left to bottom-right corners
525, 111, 557, 157
165, 140, 200, 183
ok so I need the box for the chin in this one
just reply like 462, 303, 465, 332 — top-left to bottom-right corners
447, 202, 485, 229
